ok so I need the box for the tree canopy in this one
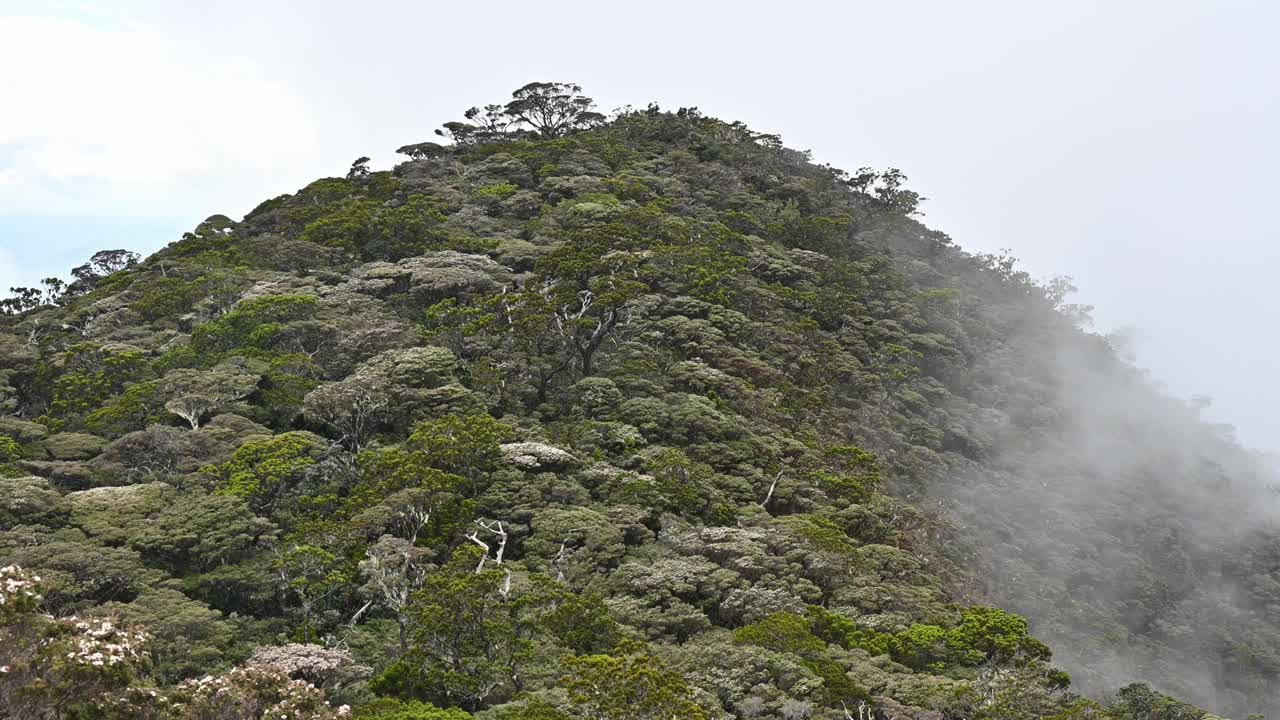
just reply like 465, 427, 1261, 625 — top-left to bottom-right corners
0, 82, 1264, 720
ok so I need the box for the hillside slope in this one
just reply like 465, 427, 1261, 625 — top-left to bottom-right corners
1, 85, 1273, 720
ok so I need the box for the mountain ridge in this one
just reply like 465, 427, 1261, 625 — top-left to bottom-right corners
0, 83, 1272, 720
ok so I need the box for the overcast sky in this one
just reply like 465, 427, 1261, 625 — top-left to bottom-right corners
2, 0, 1277, 450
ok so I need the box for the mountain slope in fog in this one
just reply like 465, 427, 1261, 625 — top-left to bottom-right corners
0, 84, 1271, 719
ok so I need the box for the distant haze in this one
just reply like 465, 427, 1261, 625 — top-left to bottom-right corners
2, 0, 1276, 449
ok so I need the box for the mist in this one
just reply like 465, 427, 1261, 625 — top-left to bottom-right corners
927, 273, 1280, 713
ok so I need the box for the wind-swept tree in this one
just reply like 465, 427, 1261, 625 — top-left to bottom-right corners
503, 82, 604, 139
435, 82, 603, 145
395, 142, 448, 161
0, 278, 66, 314
436, 104, 511, 145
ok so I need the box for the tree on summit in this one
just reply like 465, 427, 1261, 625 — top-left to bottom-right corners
1, 248, 140, 314
437, 104, 512, 145
72, 249, 141, 284
436, 82, 603, 144
503, 81, 604, 139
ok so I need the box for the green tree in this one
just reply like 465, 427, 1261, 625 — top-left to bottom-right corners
352, 449, 471, 544
1106, 684, 1208, 720
188, 294, 319, 359
382, 555, 607, 711
946, 607, 1051, 666
383, 557, 525, 710
211, 431, 326, 514
274, 543, 351, 643
46, 343, 149, 423
354, 698, 474, 719
561, 642, 708, 720
300, 195, 449, 260
892, 624, 949, 671
734, 612, 826, 655
502, 82, 604, 139
96, 588, 234, 683
130, 492, 274, 573
403, 414, 513, 495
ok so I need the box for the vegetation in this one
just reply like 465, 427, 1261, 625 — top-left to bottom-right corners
0, 82, 1266, 719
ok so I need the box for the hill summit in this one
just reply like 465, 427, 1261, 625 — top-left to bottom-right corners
1, 82, 1274, 720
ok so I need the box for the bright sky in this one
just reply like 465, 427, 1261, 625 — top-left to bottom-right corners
2, 0, 1277, 449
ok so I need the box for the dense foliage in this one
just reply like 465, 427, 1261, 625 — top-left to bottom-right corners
0, 83, 1269, 719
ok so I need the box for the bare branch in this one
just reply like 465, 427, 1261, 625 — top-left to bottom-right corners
466, 532, 491, 574
469, 519, 509, 574
761, 470, 783, 509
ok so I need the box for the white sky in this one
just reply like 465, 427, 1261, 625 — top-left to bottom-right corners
1, 0, 1277, 449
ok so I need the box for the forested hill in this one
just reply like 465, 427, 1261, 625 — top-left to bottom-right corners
2, 83, 1276, 720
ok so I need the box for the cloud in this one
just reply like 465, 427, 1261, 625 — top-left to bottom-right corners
0, 13, 318, 215
0, 246, 21, 293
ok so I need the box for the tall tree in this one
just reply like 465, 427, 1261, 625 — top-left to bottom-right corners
503, 82, 604, 139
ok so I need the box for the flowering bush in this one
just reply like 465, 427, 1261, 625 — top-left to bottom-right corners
166, 665, 351, 719
0, 564, 42, 621
97, 664, 353, 720
1, 565, 151, 717
248, 642, 371, 696
1, 565, 352, 719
